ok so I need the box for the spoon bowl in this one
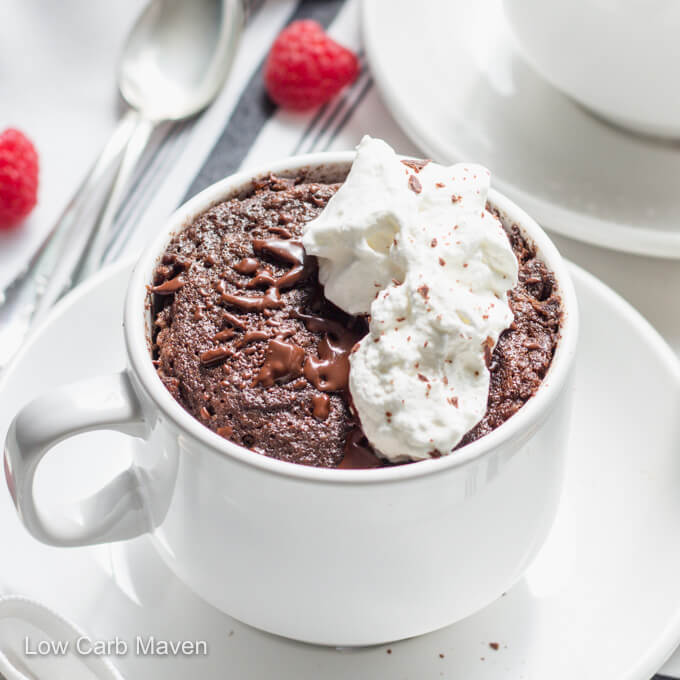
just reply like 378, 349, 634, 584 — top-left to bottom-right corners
120, 0, 245, 121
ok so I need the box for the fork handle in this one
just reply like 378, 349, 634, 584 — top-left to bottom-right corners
69, 112, 156, 288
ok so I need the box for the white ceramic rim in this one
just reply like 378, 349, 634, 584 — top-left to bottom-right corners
124, 150, 578, 483
361, 0, 680, 260
0, 595, 125, 680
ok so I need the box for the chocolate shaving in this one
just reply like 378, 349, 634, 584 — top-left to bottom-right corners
408, 175, 422, 194
401, 158, 431, 173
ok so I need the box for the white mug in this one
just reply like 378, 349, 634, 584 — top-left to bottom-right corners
504, 0, 680, 138
4, 152, 578, 646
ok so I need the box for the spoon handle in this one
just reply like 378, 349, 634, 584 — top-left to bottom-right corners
0, 110, 138, 371
69, 111, 156, 289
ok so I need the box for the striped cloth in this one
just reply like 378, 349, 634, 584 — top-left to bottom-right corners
96, 1, 679, 677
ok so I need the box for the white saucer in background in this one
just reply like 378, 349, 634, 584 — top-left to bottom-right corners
362, 0, 680, 259
1, 260, 680, 679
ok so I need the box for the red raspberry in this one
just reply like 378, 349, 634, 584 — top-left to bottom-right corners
0, 128, 39, 230
264, 20, 359, 111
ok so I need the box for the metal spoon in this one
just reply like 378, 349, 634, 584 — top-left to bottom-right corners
0, 0, 248, 370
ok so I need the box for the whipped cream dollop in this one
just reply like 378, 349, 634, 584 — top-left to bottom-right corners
302, 137, 519, 462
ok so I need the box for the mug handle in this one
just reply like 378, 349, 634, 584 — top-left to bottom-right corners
3, 371, 153, 547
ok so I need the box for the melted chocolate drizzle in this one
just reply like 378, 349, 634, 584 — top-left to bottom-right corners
213, 328, 236, 342
164, 219, 384, 468
151, 275, 185, 294
234, 258, 259, 274
269, 225, 293, 239
254, 339, 305, 387
220, 286, 284, 312
222, 311, 245, 329
293, 311, 362, 394
312, 393, 330, 420
252, 239, 311, 290
224, 231, 379, 466
339, 428, 383, 469
200, 346, 233, 366
237, 330, 270, 348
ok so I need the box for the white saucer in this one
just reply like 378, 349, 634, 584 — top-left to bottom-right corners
2, 259, 680, 679
362, 0, 680, 259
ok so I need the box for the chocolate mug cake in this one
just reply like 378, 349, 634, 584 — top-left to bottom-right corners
5, 139, 576, 646
151, 139, 561, 469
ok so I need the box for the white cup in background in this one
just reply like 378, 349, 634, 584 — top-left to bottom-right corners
504, 0, 680, 138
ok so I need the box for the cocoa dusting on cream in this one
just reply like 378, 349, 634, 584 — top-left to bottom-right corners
151, 175, 561, 468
